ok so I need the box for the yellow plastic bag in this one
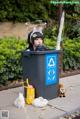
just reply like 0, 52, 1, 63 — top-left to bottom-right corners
24, 79, 35, 105
26, 85, 35, 104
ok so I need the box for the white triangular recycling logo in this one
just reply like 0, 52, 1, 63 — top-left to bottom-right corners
48, 58, 55, 67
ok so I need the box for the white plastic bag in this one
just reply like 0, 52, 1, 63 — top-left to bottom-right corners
32, 97, 48, 107
14, 93, 25, 108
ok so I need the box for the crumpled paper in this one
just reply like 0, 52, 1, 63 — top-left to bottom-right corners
32, 97, 48, 108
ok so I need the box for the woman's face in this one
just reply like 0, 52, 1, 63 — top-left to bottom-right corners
33, 38, 43, 48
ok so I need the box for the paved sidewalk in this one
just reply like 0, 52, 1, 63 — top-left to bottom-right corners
0, 74, 80, 119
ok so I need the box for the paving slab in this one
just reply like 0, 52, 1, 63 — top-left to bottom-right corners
0, 87, 24, 108
0, 74, 80, 119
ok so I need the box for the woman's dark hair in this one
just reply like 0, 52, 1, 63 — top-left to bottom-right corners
27, 31, 34, 51
27, 30, 44, 51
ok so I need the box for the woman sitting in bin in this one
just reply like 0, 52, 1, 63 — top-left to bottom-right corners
27, 28, 49, 51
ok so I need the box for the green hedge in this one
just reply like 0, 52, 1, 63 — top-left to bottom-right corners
63, 38, 80, 71
0, 37, 80, 85
0, 0, 50, 22
0, 37, 26, 85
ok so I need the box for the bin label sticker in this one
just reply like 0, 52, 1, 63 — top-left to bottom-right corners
48, 58, 55, 67
45, 54, 58, 85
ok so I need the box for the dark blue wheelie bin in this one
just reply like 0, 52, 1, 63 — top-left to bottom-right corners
22, 50, 60, 100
